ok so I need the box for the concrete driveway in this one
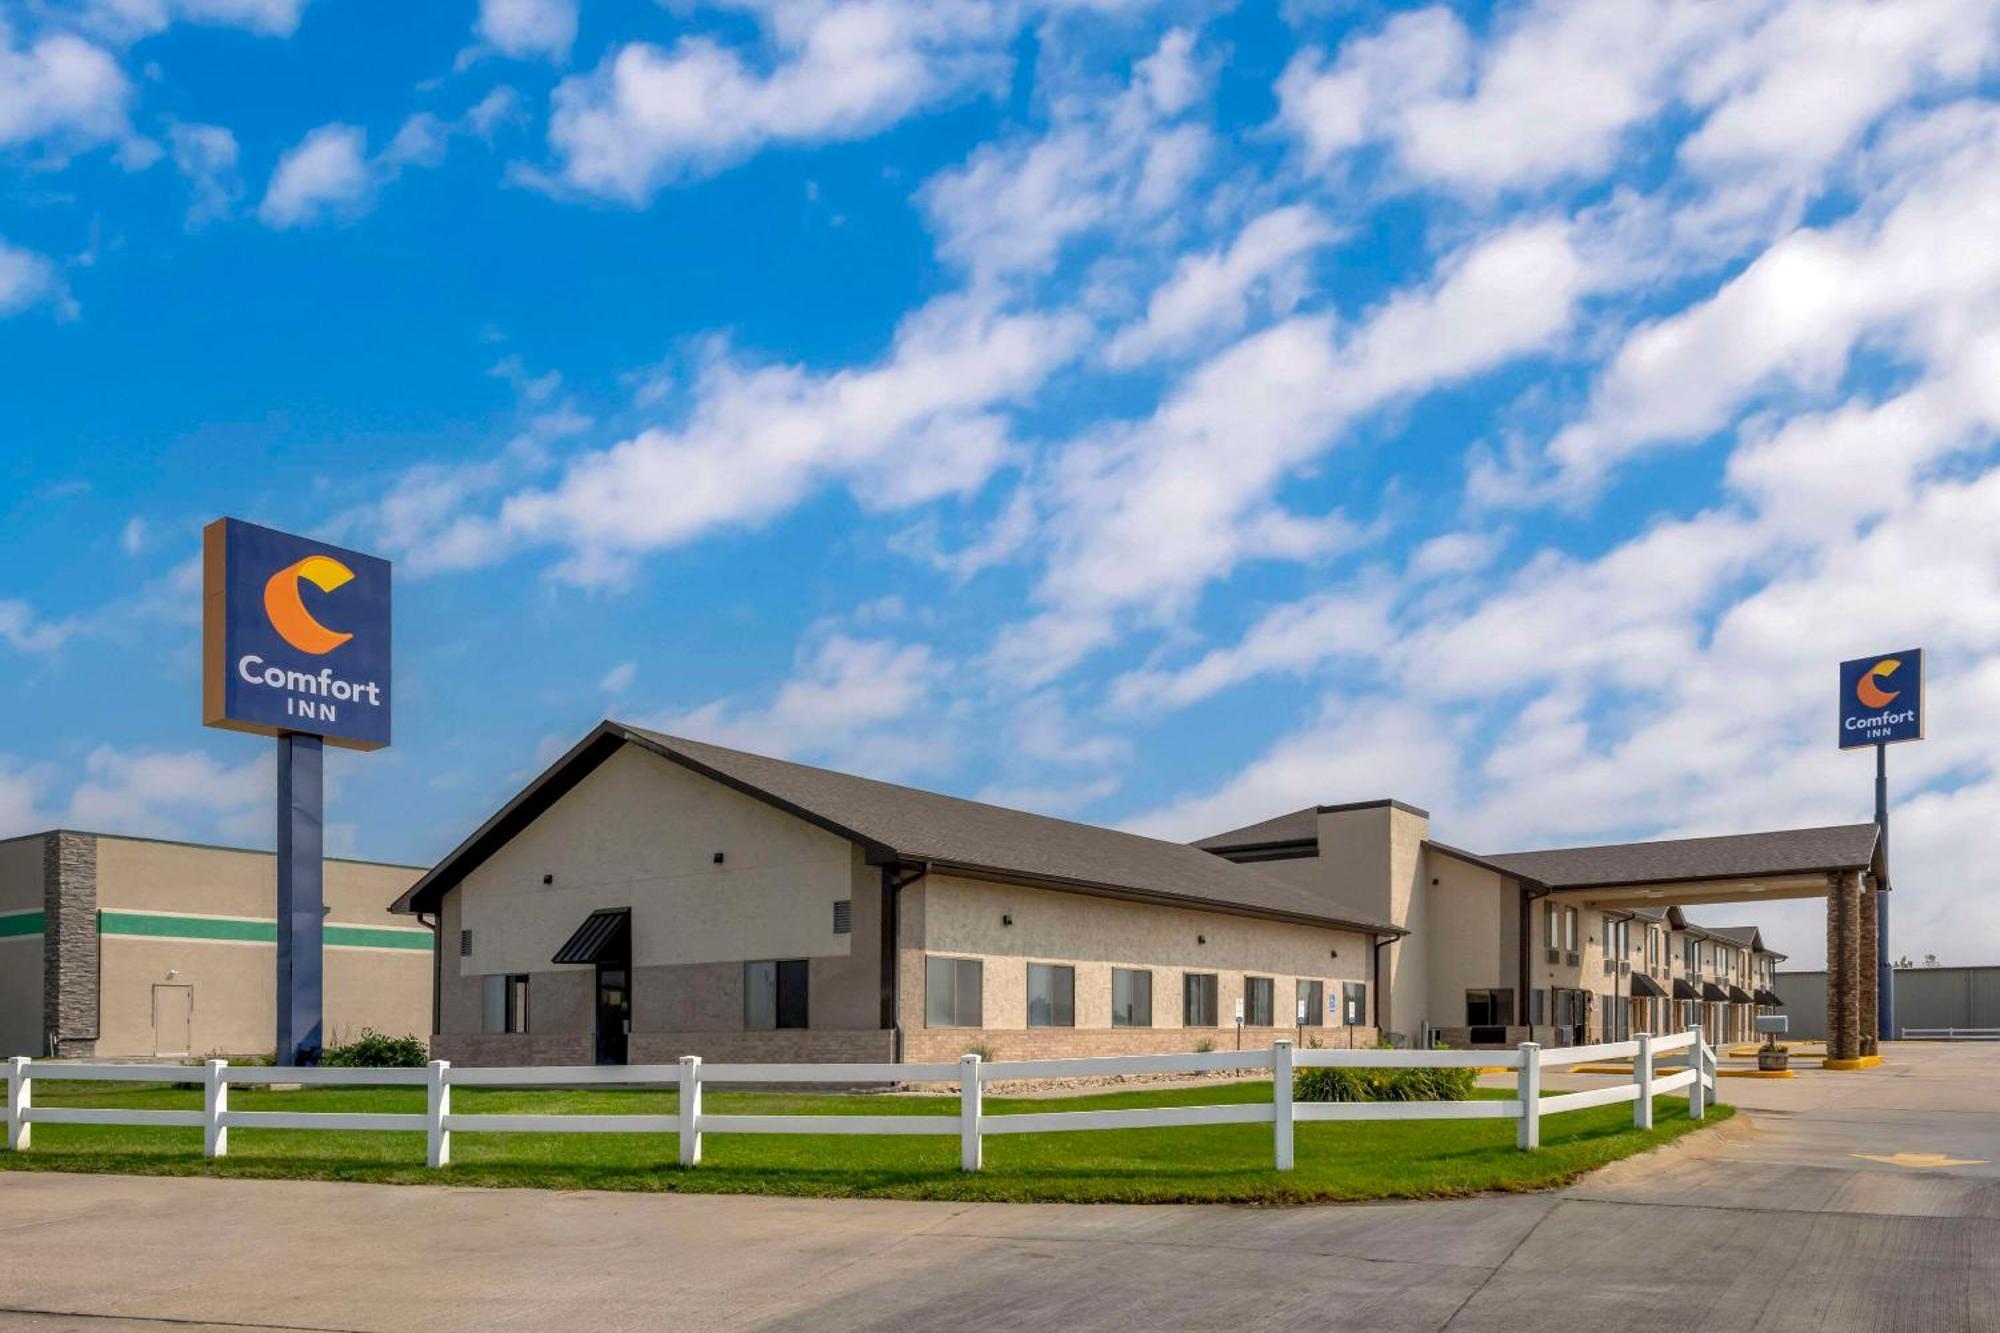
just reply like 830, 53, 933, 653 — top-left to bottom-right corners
3, 1043, 1998, 1332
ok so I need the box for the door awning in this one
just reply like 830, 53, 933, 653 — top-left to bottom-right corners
1631, 973, 1669, 999
1754, 988, 1783, 1007
551, 908, 630, 965
1700, 981, 1731, 1003
1672, 978, 1698, 1001
1726, 984, 1755, 1004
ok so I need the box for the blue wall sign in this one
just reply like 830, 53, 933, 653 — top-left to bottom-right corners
203, 518, 392, 751
1838, 649, 1922, 750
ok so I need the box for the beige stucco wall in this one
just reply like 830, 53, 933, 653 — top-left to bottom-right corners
440, 744, 883, 1050
913, 872, 1370, 1033
86, 834, 429, 1059
453, 744, 857, 980
1310, 805, 1428, 1039
1421, 853, 1510, 1028
0, 834, 45, 1057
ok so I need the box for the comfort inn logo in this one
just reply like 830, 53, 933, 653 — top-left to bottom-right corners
203, 518, 393, 752
264, 554, 357, 655
1853, 657, 1901, 710
1838, 649, 1923, 750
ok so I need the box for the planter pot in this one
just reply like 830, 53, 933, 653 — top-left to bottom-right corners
1757, 1048, 1789, 1071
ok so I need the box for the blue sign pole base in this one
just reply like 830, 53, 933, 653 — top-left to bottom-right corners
276, 733, 325, 1066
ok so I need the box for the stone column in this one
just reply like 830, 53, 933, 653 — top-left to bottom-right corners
1858, 879, 1879, 1057
1826, 871, 1861, 1062
42, 832, 99, 1059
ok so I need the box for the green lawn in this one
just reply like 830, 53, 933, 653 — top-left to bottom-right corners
1, 1078, 1729, 1205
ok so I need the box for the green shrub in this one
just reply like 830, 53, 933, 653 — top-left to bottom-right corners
1192, 1037, 1215, 1054
1292, 1044, 1477, 1103
321, 1030, 428, 1068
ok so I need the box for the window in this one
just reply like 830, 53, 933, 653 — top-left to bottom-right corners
1027, 963, 1075, 1028
832, 900, 851, 935
925, 956, 983, 1028
1244, 976, 1274, 1026
1296, 979, 1324, 1027
1564, 907, 1579, 958
1530, 988, 1546, 1025
481, 974, 528, 1034
1466, 989, 1513, 1026
1112, 968, 1153, 1027
745, 959, 810, 1030
1342, 982, 1367, 1026
1183, 972, 1219, 1027
1543, 900, 1561, 962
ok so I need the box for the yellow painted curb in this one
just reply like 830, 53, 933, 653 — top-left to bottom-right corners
1717, 1068, 1795, 1078
1569, 1063, 1634, 1074
1822, 1055, 1886, 1070
1477, 1067, 1512, 1075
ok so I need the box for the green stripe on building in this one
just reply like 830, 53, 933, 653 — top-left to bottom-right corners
97, 911, 430, 951
0, 910, 42, 939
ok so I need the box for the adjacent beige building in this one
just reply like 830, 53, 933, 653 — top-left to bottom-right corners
0, 830, 431, 1060
394, 721, 1848, 1066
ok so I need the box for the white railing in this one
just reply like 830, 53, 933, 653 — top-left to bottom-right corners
1900, 1027, 2000, 1041
4, 1031, 1719, 1174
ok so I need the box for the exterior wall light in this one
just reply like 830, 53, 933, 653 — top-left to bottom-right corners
713, 852, 725, 864
1197, 934, 1206, 945
1001, 914, 1012, 926
543, 873, 554, 885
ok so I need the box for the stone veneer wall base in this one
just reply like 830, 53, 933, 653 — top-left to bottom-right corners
43, 832, 98, 1059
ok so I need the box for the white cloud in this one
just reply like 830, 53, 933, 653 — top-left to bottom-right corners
427, 293, 1085, 586
0, 599, 72, 653
599, 660, 637, 695
653, 634, 944, 777
65, 746, 269, 840
258, 123, 369, 228
168, 121, 240, 224
1019, 219, 1584, 651
476, 0, 578, 62
1105, 205, 1334, 366
80, 0, 311, 41
0, 21, 133, 159
542, 1, 1017, 202
119, 516, 147, 555
0, 237, 61, 318
258, 106, 492, 229
922, 27, 1209, 281
0, 758, 52, 839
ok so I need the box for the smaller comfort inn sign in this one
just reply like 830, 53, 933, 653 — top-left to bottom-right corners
203, 518, 392, 751
1838, 649, 1922, 750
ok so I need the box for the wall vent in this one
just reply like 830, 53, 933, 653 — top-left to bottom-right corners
832, 900, 852, 935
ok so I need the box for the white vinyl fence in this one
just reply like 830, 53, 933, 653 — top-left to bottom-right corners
6, 1030, 1718, 1173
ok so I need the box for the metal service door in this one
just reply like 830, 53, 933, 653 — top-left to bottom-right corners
152, 984, 194, 1057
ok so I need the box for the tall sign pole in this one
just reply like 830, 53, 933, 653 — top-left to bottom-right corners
204, 519, 392, 1066
1838, 649, 1922, 1044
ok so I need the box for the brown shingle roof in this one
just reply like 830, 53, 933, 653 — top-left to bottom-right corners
394, 722, 1403, 935
1481, 824, 1878, 890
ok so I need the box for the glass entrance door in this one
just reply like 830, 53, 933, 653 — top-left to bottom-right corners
595, 963, 630, 1065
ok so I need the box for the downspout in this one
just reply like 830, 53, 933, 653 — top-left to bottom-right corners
1372, 934, 1393, 1039
1517, 885, 1543, 1028
879, 862, 927, 1064
417, 910, 439, 1041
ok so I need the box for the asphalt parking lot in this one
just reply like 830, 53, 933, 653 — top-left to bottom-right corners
3, 1043, 1998, 1332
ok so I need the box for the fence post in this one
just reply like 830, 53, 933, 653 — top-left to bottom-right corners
679, 1055, 703, 1167
426, 1060, 451, 1168
1273, 1040, 1294, 1171
1687, 1028, 1704, 1121
1704, 1039, 1717, 1109
1632, 1033, 1653, 1130
1516, 1042, 1540, 1150
204, 1059, 230, 1159
5, 1057, 28, 1152
959, 1053, 982, 1171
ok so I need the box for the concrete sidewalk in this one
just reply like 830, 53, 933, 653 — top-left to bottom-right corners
3, 1043, 1997, 1332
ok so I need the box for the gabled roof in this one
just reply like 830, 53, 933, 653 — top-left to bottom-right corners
1480, 824, 1879, 890
393, 722, 1404, 936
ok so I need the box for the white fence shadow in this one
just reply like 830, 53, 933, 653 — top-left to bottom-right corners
6, 1030, 1718, 1173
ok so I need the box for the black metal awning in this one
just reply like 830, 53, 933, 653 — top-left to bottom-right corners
1700, 981, 1731, 1003
1726, 984, 1755, 1004
1631, 973, 1669, 999
1754, 988, 1783, 1006
551, 908, 630, 965
1672, 978, 1698, 1001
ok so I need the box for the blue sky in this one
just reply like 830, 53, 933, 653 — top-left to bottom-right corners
4, 0, 1999, 968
